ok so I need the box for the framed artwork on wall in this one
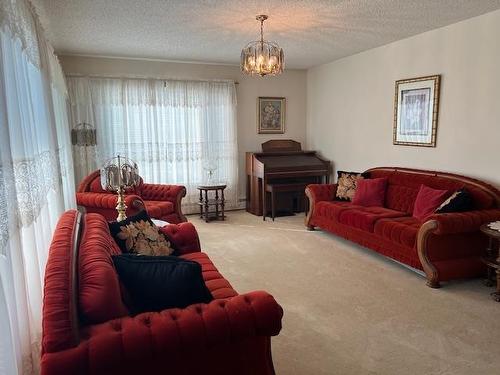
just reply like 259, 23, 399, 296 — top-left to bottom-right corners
257, 97, 285, 134
393, 75, 441, 147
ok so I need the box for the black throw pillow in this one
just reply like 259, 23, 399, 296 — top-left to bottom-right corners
112, 254, 213, 315
435, 188, 473, 213
109, 210, 176, 256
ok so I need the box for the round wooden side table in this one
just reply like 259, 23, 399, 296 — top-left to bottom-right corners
480, 223, 500, 302
197, 184, 226, 223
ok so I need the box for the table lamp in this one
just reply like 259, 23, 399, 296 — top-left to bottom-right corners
100, 155, 140, 221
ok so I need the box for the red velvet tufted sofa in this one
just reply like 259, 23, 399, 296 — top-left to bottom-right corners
305, 167, 500, 288
41, 210, 283, 375
76, 170, 187, 223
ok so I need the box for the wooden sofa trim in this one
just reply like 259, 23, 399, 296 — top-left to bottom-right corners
70, 210, 83, 346
304, 187, 315, 230
416, 220, 440, 288
304, 184, 338, 230
176, 186, 188, 223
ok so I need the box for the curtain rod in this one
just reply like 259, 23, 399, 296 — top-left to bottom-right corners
65, 73, 239, 85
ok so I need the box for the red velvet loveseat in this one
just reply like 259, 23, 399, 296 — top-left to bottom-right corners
76, 170, 187, 223
305, 167, 500, 288
41, 210, 283, 374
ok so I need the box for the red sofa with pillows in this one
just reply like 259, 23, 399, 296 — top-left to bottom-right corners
76, 170, 187, 223
305, 167, 500, 288
41, 210, 283, 374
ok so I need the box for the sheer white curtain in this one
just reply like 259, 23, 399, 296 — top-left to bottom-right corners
0, 0, 75, 374
67, 76, 238, 212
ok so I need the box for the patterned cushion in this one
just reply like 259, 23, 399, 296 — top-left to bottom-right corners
335, 171, 366, 201
109, 211, 174, 256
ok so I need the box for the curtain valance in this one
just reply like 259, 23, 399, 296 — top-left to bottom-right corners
69, 76, 237, 107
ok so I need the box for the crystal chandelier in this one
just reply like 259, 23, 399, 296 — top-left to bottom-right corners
241, 15, 284, 76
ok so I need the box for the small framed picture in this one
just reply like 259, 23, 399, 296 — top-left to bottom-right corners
257, 97, 285, 134
393, 75, 441, 147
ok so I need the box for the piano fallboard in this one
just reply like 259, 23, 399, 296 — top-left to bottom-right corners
257, 154, 326, 171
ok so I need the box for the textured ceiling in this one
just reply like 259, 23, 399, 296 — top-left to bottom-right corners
36, 0, 500, 69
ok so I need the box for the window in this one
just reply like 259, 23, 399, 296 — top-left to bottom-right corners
67, 77, 239, 211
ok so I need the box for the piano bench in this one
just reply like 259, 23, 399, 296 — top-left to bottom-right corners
264, 183, 309, 221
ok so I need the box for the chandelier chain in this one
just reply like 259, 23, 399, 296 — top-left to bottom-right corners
260, 18, 264, 43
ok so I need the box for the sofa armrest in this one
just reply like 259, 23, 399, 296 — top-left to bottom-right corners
417, 208, 500, 288
41, 291, 283, 374
425, 209, 500, 235
304, 184, 337, 229
141, 184, 187, 222
76, 192, 145, 211
99, 290, 282, 349
159, 222, 201, 255
305, 184, 337, 203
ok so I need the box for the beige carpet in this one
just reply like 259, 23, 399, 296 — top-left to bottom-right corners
189, 210, 500, 375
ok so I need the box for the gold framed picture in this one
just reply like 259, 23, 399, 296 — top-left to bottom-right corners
257, 97, 285, 134
393, 75, 441, 147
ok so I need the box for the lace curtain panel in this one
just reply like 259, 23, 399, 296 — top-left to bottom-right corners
0, 0, 75, 374
67, 76, 239, 213
0, 0, 40, 67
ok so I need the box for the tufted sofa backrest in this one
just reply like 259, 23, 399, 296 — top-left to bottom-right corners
77, 169, 144, 194
366, 167, 499, 214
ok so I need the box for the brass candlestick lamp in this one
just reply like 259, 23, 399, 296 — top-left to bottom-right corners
100, 155, 140, 221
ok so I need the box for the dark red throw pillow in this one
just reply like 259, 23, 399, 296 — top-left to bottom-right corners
352, 178, 388, 207
413, 184, 449, 220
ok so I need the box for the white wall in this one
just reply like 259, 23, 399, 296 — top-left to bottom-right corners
307, 9, 500, 187
59, 56, 307, 200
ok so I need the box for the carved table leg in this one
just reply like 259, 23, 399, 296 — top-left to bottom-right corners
215, 188, 219, 219
262, 190, 267, 221
199, 189, 203, 219
204, 189, 209, 223
493, 247, 500, 302
221, 188, 225, 221
484, 237, 496, 287
271, 189, 276, 221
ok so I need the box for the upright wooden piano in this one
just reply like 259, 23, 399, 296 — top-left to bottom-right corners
246, 140, 331, 216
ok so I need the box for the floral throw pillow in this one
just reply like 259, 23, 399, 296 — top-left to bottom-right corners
335, 171, 368, 201
109, 211, 175, 256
